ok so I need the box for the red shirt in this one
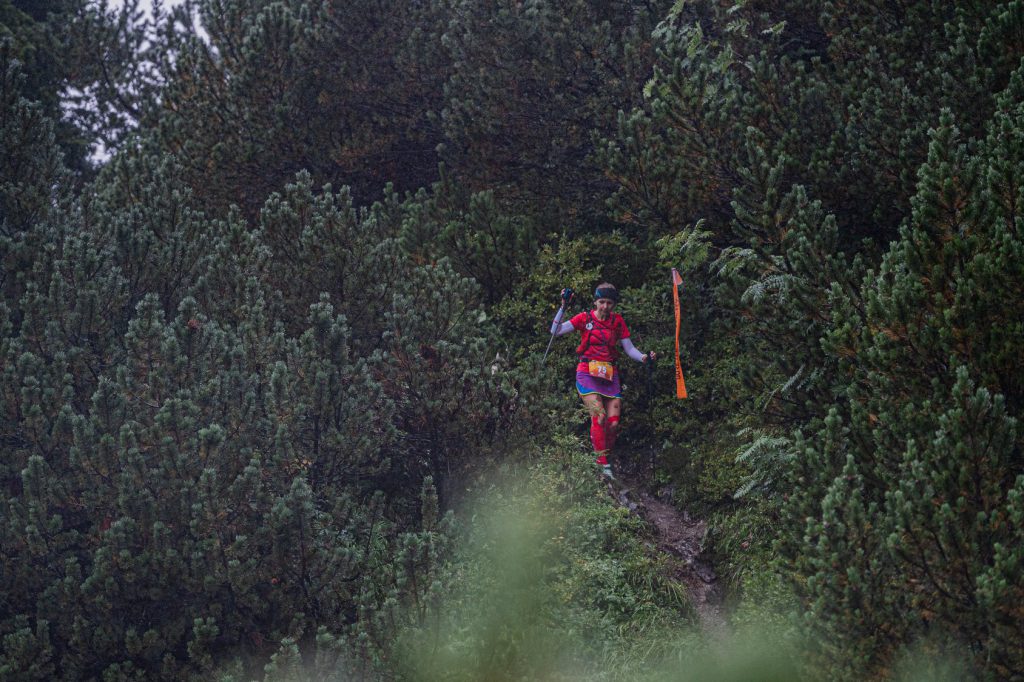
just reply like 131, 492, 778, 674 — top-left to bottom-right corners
570, 311, 630, 370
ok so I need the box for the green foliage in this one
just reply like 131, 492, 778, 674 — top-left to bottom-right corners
393, 440, 697, 681
58, 0, 168, 159
0, 0, 164, 172
157, 0, 451, 214
0, 78, 510, 678
778, 104, 1024, 677
407, 187, 542, 306
256, 171, 406, 340
603, 1, 1024, 677
5, 0, 1024, 676
492, 234, 602, 352
138, 0, 668, 225
0, 49, 69, 325
0, 47, 64, 231
440, 0, 667, 224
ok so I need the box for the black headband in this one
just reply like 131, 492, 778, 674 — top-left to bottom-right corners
594, 287, 619, 302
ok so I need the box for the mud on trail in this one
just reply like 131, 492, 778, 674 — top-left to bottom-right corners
608, 473, 729, 637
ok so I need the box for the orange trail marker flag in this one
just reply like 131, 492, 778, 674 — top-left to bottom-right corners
671, 268, 688, 399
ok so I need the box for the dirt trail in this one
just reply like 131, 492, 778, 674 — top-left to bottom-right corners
609, 474, 729, 637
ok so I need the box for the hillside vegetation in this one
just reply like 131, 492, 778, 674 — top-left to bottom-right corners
2, 0, 1022, 679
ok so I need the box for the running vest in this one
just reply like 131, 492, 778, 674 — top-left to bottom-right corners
574, 311, 626, 363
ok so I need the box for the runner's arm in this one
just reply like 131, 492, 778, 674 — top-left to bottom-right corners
551, 308, 575, 336
620, 338, 647, 362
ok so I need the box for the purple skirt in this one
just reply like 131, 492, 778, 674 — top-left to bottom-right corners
575, 369, 622, 399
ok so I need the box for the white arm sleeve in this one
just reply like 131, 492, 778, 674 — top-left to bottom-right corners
550, 309, 575, 336
620, 338, 646, 362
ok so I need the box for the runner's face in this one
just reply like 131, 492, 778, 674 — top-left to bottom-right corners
594, 298, 615, 319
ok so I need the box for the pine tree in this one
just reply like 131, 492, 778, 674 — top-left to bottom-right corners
781, 96, 1024, 677
441, 0, 666, 225
0, 49, 68, 317
1, 0, 162, 172
156, 0, 450, 216
402, 182, 541, 306
603, 2, 1024, 675
1, 0, 91, 170
0, 75, 477, 678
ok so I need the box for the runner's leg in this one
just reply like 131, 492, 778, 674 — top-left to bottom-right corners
605, 397, 621, 451
581, 393, 605, 424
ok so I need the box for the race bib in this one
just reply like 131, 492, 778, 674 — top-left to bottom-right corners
588, 360, 615, 381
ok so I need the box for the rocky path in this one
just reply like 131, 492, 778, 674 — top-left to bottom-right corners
609, 474, 729, 637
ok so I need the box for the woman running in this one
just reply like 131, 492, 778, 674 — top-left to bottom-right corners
549, 283, 656, 478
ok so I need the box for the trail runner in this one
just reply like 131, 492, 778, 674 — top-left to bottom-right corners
549, 283, 656, 478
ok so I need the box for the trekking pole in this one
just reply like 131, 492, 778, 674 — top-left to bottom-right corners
645, 353, 656, 401
542, 287, 574, 364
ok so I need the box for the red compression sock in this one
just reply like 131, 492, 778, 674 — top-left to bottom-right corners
590, 415, 606, 453
605, 416, 620, 452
